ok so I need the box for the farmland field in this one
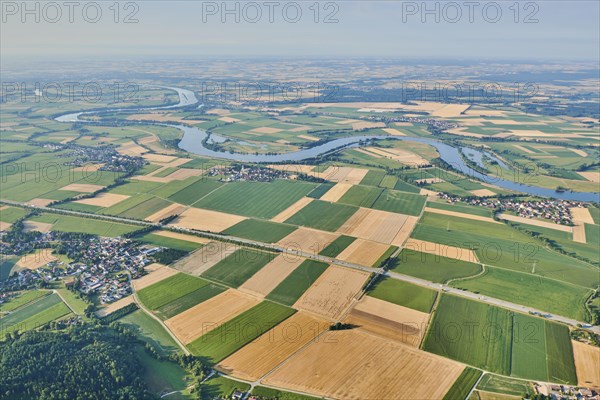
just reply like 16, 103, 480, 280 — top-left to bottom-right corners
187, 301, 295, 363
284, 200, 358, 231
443, 367, 483, 400
318, 235, 356, 257
251, 386, 320, 400
0, 290, 50, 312
510, 313, 548, 381
194, 180, 317, 219
222, 219, 297, 243
118, 309, 182, 356
392, 250, 483, 283
545, 322, 577, 384
168, 178, 223, 205
370, 189, 426, 216
368, 277, 437, 313
477, 375, 534, 397
453, 267, 590, 321
137, 273, 211, 310
27, 213, 139, 237
0, 257, 18, 281
266, 260, 329, 306
0, 293, 71, 338
155, 284, 225, 320
202, 248, 275, 287
423, 294, 513, 375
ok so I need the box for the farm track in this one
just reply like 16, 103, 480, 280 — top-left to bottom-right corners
2, 198, 598, 335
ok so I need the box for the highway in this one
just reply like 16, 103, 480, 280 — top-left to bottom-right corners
2, 198, 598, 335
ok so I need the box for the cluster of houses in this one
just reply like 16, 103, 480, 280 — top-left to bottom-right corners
438, 193, 585, 226
0, 232, 157, 304
368, 113, 460, 131
62, 143, 146, 173
207, 164, 290, 182
535, 383, 600, 399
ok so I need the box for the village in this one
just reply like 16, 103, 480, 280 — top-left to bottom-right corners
0, 230, 158, 306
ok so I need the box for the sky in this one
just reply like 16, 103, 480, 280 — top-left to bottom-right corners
1, 1, 599, 61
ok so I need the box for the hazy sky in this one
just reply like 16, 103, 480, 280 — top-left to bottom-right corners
1, 1, 599, 61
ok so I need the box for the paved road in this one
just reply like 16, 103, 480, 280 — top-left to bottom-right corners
2, 199, 598, 335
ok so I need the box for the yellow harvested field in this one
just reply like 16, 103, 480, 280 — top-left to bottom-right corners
268, 164, 316, 175
270, 197, 313, 223
145, 203, 187, 223
470, 189, 497, 197
363, 147, 428, 166
320, 166, 369, 184
420, 188, 439, 200
27, 198, 54, 207
117, 141, 148, 156
217, 312, 330, 381
250, 127, 283, 134
218, 116, 240, 123
72, 163, 104, 172
289, 126, 310, 132
425, 207, 501, 225
382, 128, 406, 136
431, 104, 470, 117
513, 144, 536, 154
352, 121, 386, 130
278, 227, 340, 255
171, 242, 238, 276
478, 392, 521, 400
22, 221, 53, 233
165, 289, 260, 344
142, 153, 178, 164
75, 193, 130, 207
344, 295, 429, 347
497, 213, 573, 232
405, 238, 479, 263
132, 263, 177, 291
297, 134, 319, 141
173, 208, 246, 232
578, 171, 600, 183
391, 216, 419, 246
16, 249, 57, 270
59, 183, 104, 193
151, 230, 211, 245
0, 221, 12, 231
95, 296, 134, 318
354, 148, 382, 158
134, 168, 202, 183
239, 255, 305, 298
571, 207, 595, 244
572, 340, 600, 387
206, 108, 231, 115
320, 183, 354, 202
447, 127, 485, 138
337, 208, 415, 244
263, 329, 464, 400
336, 238, 391, 267
293, 265, 369, 320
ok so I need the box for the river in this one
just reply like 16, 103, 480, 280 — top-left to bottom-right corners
56, 87, 599, 202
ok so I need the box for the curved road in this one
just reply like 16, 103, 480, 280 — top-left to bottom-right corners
2, 199, 598, 335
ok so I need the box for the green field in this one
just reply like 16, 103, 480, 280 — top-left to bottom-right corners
453, 267, 590, 321
319, 235, 356, 257
28, 213, 139, 237
137, 273, 211, 310
188, 301, 295, 363
585, 223, 600, 245
392, 250, 482, 283
443, 367, 482, 400
155, 284, 225, 320
0, 294, 71, 338
477, 374, 534, 397
222, 219, 297, 243
0, 206, 28, 223
423, 294, 576, 381
307, 182, 334, 199
168, 178, 223, 205
202, 249, 275, 288
411, 212, 599, 289
370, 189, 426, 216
510, 313, 547, 381
134, 346, 190, 396
284, 200, 358, 231
194, 180, 316, 219
367, 278, 437, 313
337, 185, 384, 207
266, 260, 329, 306
423, 295, 513, 375
55, 287, 89, 316
360, 169, 385, 186
0, 290, 50, 312
427, 201, 493, 217
118, 309, 182, 356
545, 322, 577, 384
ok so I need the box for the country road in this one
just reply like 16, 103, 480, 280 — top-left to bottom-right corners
2, 198, 598, 335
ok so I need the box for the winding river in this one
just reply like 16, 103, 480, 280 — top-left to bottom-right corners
56, 87, 599, 202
